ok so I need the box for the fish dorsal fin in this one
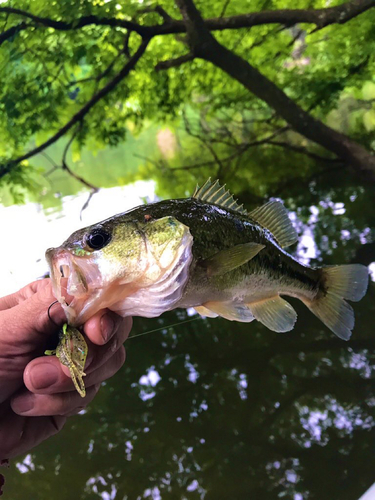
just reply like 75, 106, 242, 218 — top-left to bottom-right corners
193, 178, 247, 215
249, 201, 297, 248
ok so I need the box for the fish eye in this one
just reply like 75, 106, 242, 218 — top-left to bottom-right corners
85, 229, 111, 251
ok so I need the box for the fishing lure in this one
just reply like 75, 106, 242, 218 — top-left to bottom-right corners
45, 324, 88, 397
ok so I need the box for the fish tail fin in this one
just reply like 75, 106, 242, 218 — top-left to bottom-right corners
304, 264, 368, 341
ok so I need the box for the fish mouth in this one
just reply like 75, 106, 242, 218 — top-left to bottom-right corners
46, 248, 101, 326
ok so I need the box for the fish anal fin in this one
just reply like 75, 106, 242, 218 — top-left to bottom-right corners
249, 201, 297, 248
201, 301, 255, 322
247, 296, 297, 332
203, 242, 265, 276
193, 178, 247, 215
194, 305, 218, 318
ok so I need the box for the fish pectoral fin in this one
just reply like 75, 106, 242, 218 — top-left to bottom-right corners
247, 296, 297, 332
194, 305, 219, 318
202, 242, 265, 276
201, 301, 255, 322
249, 201, 297, 248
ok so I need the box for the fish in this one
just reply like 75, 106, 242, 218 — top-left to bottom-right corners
46, 179, 369, 340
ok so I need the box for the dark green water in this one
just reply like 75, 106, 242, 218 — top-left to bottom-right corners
3, 168, 375, 499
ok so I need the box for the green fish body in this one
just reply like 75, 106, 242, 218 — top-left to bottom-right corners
46, 180, 368, 340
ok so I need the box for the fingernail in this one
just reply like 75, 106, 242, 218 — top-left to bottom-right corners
30, 363, 60, 390
12, 394, 35, 414
101, 313, 116, 343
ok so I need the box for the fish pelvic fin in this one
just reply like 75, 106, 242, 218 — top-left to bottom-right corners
198, 301, 255, 322
303, 264, 369, 341
193, 178, 247, 215
249, 201, 298, 248
194, 305, 218, 318
203, 242, 265, 276
247, 296, 297, 333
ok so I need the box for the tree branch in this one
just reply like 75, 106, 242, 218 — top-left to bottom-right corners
1, 0, 374, 39
0, 7, 148, 37
153, 0, 375, 35
0, 38, 150, 178
155, 52, 194, 71
0, 21, 28, 46
175, 0, 375, 181
267, 141, 343, 163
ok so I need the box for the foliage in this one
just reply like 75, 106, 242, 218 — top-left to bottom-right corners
1, 0, 375, 202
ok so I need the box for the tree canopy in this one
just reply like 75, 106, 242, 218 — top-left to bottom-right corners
1, 0, 375, 203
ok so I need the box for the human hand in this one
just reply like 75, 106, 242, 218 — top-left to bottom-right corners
0, 279, 131, 460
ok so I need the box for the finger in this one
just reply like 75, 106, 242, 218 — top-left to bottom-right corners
0, 403, 66, 460
83, 320, 129, 373
11, 384, 100, 417
0, 279, 66, 343
83, 311, 132, 346
24, 343, 126, 394
0, 279, 47, 311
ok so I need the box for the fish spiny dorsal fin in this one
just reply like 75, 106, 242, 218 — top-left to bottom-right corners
192, 178, 247, 215
249, 201, 298, 248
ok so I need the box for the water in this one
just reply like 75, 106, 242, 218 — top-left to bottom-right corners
1, 178, 374, 500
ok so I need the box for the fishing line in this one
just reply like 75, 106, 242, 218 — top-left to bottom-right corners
127, 317, 201, 340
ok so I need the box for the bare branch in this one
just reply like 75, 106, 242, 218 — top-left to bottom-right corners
0, 38, 150, 178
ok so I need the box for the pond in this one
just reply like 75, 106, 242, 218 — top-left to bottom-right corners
1, 167, 374, 500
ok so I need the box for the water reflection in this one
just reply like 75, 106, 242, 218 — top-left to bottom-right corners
2, 183, 375, 499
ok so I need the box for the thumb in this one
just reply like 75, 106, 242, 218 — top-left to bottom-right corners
0, 279, 66, 347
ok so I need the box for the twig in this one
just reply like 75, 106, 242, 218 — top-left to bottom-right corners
80, 188, 99, 219
267, 140, 342, 163
155, 52, 194, 71
62, 160, 98, 192
170, 126, 289, 171
138, 5, 173, 22
220, 0, 232, 18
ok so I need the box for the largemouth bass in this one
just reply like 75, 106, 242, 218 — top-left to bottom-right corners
46, 179, 368, 341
